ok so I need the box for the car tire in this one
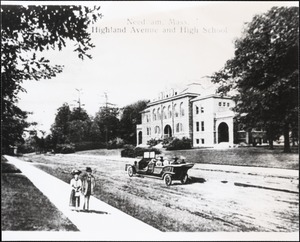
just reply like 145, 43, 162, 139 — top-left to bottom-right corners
164, 174, 172, 186
128, 166, 134, 177
181, 174, 188, 184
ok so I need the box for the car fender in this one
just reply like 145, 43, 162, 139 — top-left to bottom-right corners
162, 172, 175, 179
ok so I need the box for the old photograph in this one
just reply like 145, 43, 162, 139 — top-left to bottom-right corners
1, 1, 299, 241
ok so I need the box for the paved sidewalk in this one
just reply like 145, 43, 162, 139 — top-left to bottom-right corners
3, 155, 160, 240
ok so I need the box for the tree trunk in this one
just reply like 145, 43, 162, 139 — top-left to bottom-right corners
269, 138, 273, 149
283, 122, 291, 153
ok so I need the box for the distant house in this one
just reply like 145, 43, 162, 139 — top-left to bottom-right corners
136, 78, 236, 147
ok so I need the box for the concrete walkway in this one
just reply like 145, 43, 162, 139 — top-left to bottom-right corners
3, 155, 161, 240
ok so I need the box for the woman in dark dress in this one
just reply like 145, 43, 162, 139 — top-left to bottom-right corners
82, 167, 96, 211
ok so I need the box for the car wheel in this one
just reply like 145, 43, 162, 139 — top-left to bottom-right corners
181, 174, 188, 184
128, 166, 134, 177
164, 174, 172, 186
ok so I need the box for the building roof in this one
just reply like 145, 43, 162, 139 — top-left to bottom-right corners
191, 94, 233, 102
148, 76, 219, 106
147, 92, 199, 107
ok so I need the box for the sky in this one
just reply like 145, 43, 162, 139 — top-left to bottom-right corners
6, 1, 297, 134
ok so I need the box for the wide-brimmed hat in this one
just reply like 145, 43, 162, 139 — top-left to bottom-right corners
71, 169, 81, 175
86, 167, 92, 172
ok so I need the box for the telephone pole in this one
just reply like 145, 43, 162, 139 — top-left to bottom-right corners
73, 88, 85, 111
100, 92, 116, 148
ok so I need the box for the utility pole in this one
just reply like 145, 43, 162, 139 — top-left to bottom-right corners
100, 92, 116, 148
73, 88, 85, 112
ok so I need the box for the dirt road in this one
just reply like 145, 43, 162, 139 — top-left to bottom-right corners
20, 153, 299, 234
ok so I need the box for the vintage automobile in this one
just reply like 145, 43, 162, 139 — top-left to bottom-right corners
125, 151, 194, 186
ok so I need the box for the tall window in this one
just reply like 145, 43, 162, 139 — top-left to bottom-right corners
196, 106, 199, 114
155, 126, 160, 134
176, 123, 183, 132
201, 121, 205, 131
201, 107, 204, 113
168, 105, 172, 119
180, 102, 184, 116
157, 108, 161, 120
152, 109, 156, 121
146, 114, 150, 123
147, 127, 151, 135
174, 104, 179, 117
163, 106, 167, 119
196, 122, 199, 132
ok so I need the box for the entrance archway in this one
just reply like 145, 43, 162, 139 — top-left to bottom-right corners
138, 131, 142, 145
218, 122, 229, 143
164, 125, 172, 138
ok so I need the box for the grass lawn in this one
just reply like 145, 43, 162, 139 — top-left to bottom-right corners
161, 146, 299, 170
1, 157, 78, 231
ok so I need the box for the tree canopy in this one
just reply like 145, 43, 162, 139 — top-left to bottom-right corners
1, 5, 102, 152
119, 100, 149, 144
212, 6, 298, 152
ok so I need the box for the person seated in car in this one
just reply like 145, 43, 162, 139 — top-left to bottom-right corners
171, 157, 179, 164
147, 158, 156, 168
180, 156, 186, 164
156, 156, 164, 166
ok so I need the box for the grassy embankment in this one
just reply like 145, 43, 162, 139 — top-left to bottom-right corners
1, 156, 78, 231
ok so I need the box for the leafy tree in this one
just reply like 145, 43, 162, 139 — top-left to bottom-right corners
51, 103, 93, 144
89, 120, 103, 142
2, 103, 30, 153
70, 107, 90, 121
68, 119, 92, 143
119, 100, 149, 144
212, 7, 298, 152
1, 5, 102, 152
94, 106, 120, 146
51, 103, 71, 144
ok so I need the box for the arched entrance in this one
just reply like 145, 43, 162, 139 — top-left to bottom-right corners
138, 131, 142, 145
164, 125, 172, 138
218, 122, 229, 143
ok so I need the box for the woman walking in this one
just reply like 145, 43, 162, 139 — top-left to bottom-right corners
82, 167, 96, 211
69, 169, 82, 211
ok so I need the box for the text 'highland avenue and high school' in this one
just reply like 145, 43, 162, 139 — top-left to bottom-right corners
91, 18, 228, 34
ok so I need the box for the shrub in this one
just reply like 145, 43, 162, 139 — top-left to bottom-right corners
18, 144, 35, 154
147, 138, 162, 147
166, 137, 192, 150
55, 144, 76, 154
107, 138, 125, 149
121, 148, 136, 158
162, 137, 174, 147
121, 147, 161, 158
74, 141, 106, 152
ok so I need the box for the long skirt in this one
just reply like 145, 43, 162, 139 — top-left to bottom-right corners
69, 190, 76, 207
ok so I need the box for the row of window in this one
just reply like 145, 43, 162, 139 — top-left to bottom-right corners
145, 101, 231, 123
219, 102, 230, 107
152, 102, 185, 121
146, 123, 185, 135
196, 121, 205, 132
195, 106, 204, 114
196, 138, 205, 144
146, 121, 205, 135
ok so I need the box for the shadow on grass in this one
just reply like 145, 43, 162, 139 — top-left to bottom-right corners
189, 176, 206, 184
80, 209, 109, 214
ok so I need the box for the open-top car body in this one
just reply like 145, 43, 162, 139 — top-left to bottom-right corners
125, 151, 194, 186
